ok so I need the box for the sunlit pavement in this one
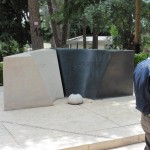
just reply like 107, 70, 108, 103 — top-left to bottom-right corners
0, 86, 145, 150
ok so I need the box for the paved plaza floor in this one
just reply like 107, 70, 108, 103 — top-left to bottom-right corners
0, 86, 145, 150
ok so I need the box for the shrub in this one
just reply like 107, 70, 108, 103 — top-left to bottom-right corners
134, 52, 150, 66
0, 62, 3, 85
141, 35, 150, 52
0, 40, 24, 61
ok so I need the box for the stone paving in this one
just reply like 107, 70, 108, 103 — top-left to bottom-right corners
0, 86, 145, 150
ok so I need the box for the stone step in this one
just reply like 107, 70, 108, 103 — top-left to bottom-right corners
62, 134, 144, 150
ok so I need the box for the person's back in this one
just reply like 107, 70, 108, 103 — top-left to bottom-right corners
134, 58, 150, 114
134, 57, 150, 150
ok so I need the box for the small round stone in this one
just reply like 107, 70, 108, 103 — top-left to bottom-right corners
68, 94, 83, 105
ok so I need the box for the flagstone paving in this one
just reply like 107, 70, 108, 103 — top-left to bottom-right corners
0, 87, 145, 150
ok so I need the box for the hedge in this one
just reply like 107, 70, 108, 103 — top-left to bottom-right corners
134, 52, 150, 66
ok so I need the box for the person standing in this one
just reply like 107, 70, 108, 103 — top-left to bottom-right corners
134, 57, 150, 150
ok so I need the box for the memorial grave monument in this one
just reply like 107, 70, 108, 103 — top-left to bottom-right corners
3, 48, 134, 110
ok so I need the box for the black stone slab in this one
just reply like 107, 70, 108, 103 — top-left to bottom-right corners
56, 48, 134, 99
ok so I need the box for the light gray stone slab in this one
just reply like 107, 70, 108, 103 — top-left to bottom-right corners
0, 99, 118, 133
0, 144, 23, 150
0, 123, 21, 149
39, 108, 118, 133
3, 122, 71, 143
85, 124, 144, 139
30, 49, 63, 101
0, 93, 143, 150
82, 97, 141, 126
3, 49, 64, 110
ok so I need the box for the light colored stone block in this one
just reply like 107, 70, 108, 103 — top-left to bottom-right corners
3, 49, 64, 110
3, 122, 70, 142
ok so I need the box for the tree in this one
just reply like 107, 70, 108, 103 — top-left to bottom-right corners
61, 0, 69, 47
0, 0, 30, 47
84, 0, 110, 49
107, 0, 150, 51
47, 0, 90, 48
47, 0, 70, 48
43, 0, 150, 50
47, 0, 61, 47
141, 0, 150, 34
28, 0, 43, 50
106, 0, 135, 50
82, 15, 87, 48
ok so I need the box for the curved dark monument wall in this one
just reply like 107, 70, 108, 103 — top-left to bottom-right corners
56, 48, 134, 99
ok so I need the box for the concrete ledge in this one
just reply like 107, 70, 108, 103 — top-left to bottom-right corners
62, 134, 145, 150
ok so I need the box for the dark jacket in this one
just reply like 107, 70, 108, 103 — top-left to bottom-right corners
134, 58, 150, 114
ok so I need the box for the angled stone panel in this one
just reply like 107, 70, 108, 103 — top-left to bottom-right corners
30, 49, 64, 100
56, 49, 134, 99
3, 49, 64, 110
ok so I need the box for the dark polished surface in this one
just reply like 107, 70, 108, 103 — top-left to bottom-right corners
56, 49, 134, 99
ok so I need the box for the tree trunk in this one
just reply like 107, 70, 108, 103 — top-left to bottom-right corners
92, 23, 98, 49
61, 21, 69, 48
16, 13, 24, 47
28, 0, 43, 50
47, 0, 61, 47
83, 15, 87, 49
91, 1, 99, 49
135, 0, 141, 53
61, 0, 69, 48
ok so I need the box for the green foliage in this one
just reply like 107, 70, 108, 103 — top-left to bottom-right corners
106, 0, 150, 50
63, 0, 88, 20
40, 2, 53, 42
0, 40, 24, 61
41, 0, 150, 50
84, 1, 110, 31
106, 0, 135, 50
50, 10, 64, 23
109, 25, 122, 49
141, 1, 150, 34
70, 19, 83, 37
141, 35, 150, 51
0, 62, 3, 85
110, 25, 118, 36
110, 36, 122, 49
0, 0, 30, 46
134, 52, 150, 66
